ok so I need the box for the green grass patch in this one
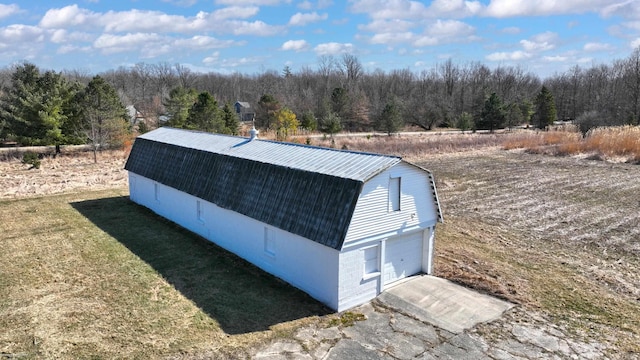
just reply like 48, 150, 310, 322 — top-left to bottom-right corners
0, 189, 329, 359
328, 312, 366, 327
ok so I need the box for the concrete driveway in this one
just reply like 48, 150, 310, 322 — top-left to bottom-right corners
254, 275, 606, 359
377, 275, 514, 334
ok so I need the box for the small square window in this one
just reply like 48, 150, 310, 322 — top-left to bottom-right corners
363, 246, 379, 275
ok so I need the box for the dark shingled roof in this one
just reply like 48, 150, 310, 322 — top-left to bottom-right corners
125, 128, 402, 250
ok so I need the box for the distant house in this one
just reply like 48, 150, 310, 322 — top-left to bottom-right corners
125, 127, 443, 311
126, 105, 145, 125
234, 101, 255, 122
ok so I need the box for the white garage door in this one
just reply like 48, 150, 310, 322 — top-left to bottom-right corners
383, 231, 423, 286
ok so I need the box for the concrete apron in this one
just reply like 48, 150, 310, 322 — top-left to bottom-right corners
377, 275, 514, 334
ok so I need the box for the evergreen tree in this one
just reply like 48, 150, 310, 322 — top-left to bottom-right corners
221, 102, 239, 135
376, 98, 403, 135
164, 87, 198, 128
0, 63, 77, 148
505, 103, 524, 130
533, 86, 557, 129
257, 94, 280, 129
186, 92, 223, 132
300, 110, 318, 131
330, 87, 349, 118
519, 100, 534, 126
455, 112, 473, 132
477, 92, 506, 132
60, 81, 86, 145
319, 112, 342, 137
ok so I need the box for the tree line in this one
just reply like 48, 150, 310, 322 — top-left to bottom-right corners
2, 49, 640, 150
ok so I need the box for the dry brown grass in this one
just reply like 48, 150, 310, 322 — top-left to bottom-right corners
310, 132, 508, 160
584, 126, 640, 159
0, 149, 128, 199
503, 126, 640, 162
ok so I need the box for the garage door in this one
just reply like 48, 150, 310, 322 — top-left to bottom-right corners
383, 231, 423, 286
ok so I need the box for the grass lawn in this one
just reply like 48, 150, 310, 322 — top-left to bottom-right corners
0, 188, 329, 359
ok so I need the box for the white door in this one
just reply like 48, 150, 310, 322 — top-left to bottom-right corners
383, 231, 423, 286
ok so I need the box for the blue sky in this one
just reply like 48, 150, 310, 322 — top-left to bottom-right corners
0, 1, 638, 78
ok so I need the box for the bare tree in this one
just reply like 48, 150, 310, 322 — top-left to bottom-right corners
340, 54, 363, 89
174, 63, 197, 89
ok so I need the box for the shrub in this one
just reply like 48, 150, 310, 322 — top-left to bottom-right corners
22, 151, 41, 169
576, 111, 601, 137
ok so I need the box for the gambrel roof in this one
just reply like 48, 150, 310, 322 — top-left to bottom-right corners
125, 127, 403, 250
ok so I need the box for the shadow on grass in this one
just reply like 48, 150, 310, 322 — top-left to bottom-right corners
71, 196, 330, 335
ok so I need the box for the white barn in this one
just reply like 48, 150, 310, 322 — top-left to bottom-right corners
125, 127, 443, 311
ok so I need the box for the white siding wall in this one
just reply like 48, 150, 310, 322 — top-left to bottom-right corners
343, 162, 438, 247
337, 243, 381, 311
336, 162, 439, 310
128, 173, 340, 310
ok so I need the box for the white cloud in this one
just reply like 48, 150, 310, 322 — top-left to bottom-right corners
631, 38, 640, 49
428, 0, 482, 18
413, 35, 439, 47
314, 42, 354, 55
427, 19, 474, 37
289, 12, 328, 26
370, 32, 414, 44
602, 1, 640, 20
583, 42, 614, 52
318, 0, 333, 9
162, 0, 199, 6
298, 1, 314, 10
203, 51, 221, 64
482, 0, 614, 18
486, 50, 532, 61
93, 33, 163, 54
362, 19, 475, 47
520, 32, 558, 52
214, 0, 291, 5
350, 0, 429, 20
40, 5, 98, 28
40, 5, 279, 36
350, 0, 481, 20
298, 0, 332, 10
501, 26, 521, 34
0, 25, 45, 43
49, 29, 93, 44
281, 39, 309, 51
0, 4, 20, 20
543, 55, 568, 62
57, 44, 92, 54
231, 20, 284, 36
211, 6, 260, 20
173, 35, 237, 49
358, 19, 414, 33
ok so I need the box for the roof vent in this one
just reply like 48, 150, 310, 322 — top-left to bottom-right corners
249, 117, 259, 140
